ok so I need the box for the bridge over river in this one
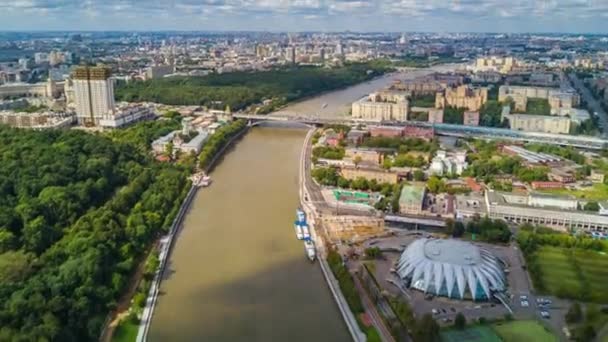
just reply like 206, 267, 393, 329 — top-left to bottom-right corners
234, 113, 608, 150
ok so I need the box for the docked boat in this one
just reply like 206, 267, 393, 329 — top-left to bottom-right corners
304, 239, 316, 261
294, 222, 304, 240
190, 172, 212, 187
296, 208, 306, 224
200, 175, 212, 187
301, 224, 311, 240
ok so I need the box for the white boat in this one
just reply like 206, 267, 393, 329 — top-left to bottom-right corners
200, 175, 212, 187
294, 223, 304, 240
296, 208, 306, 223
301, 224, 311, 240
304, 240, 316, 261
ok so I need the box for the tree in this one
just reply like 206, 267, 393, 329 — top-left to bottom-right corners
364, 247, 382, 259
453, 221, 465, 238
565, 302, 583, 324
578, 324, 596, 342
427, 176, 445, 194
164, 141, 174, 158
445, 218, 455, 236
413, 313, 440, 342
353, 155, 362, 167
413, 169, 425, 181
584, 201, 600, 212
454, 313, 466, 330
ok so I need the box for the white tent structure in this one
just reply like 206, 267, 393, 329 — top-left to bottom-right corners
397, 238, 506, 301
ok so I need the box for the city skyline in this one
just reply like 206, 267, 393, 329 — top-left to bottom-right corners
3, 0, 608, 34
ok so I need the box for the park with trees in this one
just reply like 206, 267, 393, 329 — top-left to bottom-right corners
0, 122, 192, 341
115, 62, 391, 114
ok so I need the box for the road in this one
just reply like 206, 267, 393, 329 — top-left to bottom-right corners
568, 72, 608, 136
353, 275, 397, 342
302, 129, 374, 217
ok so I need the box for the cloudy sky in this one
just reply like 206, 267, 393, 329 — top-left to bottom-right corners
2, 0, 608, 33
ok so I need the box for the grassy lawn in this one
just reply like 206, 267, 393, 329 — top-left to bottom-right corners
536, 246, 582, 295
112, 320, 138, 342
524, 98, 551, 115
492, 321, 556, 342
535, 246, 608, 303
538, 183, 608, 201
441, 325, 501, 342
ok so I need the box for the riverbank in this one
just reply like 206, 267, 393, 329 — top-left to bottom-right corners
135, 184, 198, 342
299, 128, 366, 342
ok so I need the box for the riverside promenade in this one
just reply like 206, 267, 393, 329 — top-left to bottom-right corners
135, 184, 197, 342
298, 128, 366, 342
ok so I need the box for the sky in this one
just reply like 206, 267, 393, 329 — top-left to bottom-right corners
2, 0, 608, 33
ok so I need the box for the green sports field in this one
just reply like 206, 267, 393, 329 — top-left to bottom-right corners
492, 321, 556, 342
441, 325, 502, 342
535, 246, 608, 303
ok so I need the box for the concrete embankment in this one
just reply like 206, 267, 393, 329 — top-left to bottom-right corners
136, 184, 197, 342
203, 124, 249, 173
299, 128, 366, 342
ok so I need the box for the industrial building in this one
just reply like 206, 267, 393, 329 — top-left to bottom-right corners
484, 191, 608, 231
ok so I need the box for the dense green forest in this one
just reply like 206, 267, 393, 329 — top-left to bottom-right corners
115, 62, 391, 113
0, 122, 191, 341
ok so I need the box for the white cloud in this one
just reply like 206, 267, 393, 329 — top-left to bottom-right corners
0, 0, 607, 32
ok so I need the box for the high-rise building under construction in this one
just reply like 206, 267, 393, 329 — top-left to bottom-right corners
72, 66, 115, 126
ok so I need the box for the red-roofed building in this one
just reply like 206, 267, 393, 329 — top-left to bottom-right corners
369, 126, 404, 138
465, 177, 483, 192
403, 126, 435, 140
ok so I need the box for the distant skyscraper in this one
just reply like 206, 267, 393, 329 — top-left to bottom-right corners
286, 46, 296, 64
72, 66, 115, 126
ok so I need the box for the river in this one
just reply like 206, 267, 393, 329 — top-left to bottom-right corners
149, 127, 350, 342
270, 63, 462, 118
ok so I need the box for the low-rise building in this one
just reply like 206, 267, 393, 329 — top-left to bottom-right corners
399, 183, 426, 215
346, 129, 368, 145
429, 150, 468, 176
484, 190, 608, 231
531, 181, 564, 190
369, 125, 404, 138
549, 169, 576, 184
428, 109, 444, 124
340, 166, 399, 184
590, 170, 605, 184
345, 147, 383, 166
463, 111, 480, 126
505, 113, 571, 134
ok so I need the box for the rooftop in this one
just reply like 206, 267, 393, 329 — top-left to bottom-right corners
399, 183, 426, 205
422, 239, 482, 266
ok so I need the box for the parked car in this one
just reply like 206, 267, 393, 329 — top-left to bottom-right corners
541, 311, 550, 319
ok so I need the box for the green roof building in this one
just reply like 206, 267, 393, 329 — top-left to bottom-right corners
399, 183, 426, 215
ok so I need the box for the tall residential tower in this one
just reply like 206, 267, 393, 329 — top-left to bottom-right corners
72, 66, 115, 126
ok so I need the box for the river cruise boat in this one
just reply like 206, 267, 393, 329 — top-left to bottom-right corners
304, 239, 316, 261
294, 223, 304, 240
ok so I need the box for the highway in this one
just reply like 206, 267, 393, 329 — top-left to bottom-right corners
568, 72, 608, 137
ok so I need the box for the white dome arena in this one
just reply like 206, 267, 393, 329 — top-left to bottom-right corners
397, 238, 506, 301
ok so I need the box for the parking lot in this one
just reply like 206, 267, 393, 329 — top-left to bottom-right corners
351, 231, 543, 326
